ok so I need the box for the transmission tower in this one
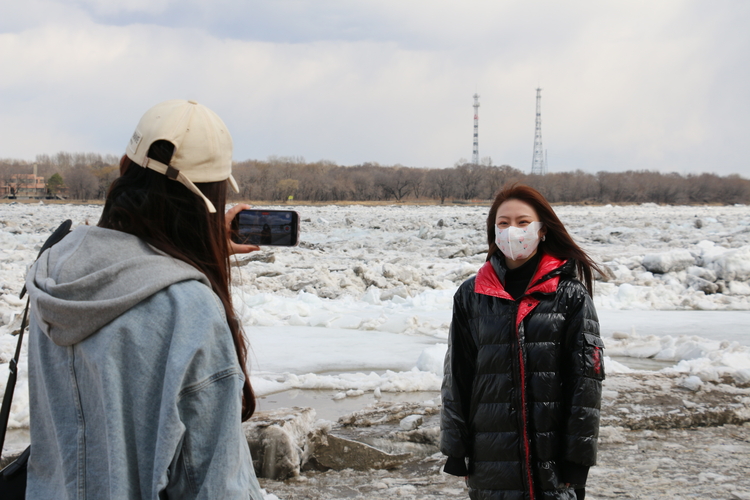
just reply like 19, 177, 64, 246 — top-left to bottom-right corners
531, 88, 547, 175
472, 93, 480, 165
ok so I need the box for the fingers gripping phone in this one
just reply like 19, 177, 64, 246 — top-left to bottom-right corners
231, 209, 300, 247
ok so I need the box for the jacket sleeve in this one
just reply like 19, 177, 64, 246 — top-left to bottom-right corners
166, 370, 263, 500
561, 283, 604, 470
440, 287, 477, 461
160, 287, 263, 500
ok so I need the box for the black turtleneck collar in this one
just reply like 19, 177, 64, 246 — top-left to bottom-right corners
490, 251, 542, 300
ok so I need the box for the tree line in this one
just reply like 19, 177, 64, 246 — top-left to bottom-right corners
1, 153, 748, 205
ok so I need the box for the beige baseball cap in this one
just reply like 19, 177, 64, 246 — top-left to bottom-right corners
125, 99, 239, 213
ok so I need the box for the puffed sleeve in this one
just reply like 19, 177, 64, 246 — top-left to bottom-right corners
440, 286, 478, 464
561, 282, 603, 472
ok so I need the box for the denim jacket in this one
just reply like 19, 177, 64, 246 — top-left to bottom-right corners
25, 225, 263, 499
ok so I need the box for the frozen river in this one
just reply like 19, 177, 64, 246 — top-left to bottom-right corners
1, 201, 749, 433
598, 309, 749, 345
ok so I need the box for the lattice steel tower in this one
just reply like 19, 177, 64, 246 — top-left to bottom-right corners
472, 93, 480, 164
531, 88, 547, 175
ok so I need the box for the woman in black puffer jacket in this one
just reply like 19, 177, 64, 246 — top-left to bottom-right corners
441, 184, 605, 500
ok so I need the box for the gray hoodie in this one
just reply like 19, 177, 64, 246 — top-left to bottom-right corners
25, 225, 262, 499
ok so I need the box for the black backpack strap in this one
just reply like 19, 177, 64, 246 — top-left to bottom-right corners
20, 219, 73, 299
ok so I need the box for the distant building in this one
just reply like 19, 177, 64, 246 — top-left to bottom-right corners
1, 172, 47, 199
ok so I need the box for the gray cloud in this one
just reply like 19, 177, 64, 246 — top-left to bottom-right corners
0, 0, 748, 175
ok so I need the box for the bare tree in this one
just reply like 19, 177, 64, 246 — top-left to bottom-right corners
66, 166, 98, 200
428, 168, 455, 204
276, 179, 299, 201
410, 169, 427, 199
483, 165, 523, 199
376, 166, 412, 201
92, 165, 119, 199
350, 168, 378, 201
3, 150, 750, 205
0, 164, 18, 192
54, 152, 73, 168
455, 163, 483, 200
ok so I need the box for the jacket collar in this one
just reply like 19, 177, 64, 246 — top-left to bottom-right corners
474, 251, 568, 299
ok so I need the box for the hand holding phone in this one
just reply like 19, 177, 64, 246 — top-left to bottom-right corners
231, 208, 300, 247
225, 204, 260, 255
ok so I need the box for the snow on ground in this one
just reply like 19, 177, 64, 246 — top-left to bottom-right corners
1, 201, 750, 431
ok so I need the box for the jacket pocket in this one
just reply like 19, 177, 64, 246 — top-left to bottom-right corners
583, 333, 605, 380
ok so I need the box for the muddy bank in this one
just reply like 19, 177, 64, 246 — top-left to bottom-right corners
259, 424, 750, 500
255, 372, 750, 499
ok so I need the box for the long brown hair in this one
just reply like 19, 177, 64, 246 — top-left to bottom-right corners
99, 143, 255, 420
487, 183, 602, 296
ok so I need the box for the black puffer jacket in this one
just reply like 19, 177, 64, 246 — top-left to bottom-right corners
441, 252, 604, 500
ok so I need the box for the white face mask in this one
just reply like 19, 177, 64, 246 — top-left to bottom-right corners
495, 221, 543, 261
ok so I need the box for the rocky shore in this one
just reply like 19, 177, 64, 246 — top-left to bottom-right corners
252, 372, 750, 499
3, 367, 748, 499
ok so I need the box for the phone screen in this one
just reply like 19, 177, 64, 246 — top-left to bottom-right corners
232, 209, 300, 246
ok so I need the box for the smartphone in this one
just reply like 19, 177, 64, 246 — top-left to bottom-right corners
231, 209, 300, 247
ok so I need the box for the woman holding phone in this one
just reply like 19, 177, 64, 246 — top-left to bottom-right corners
441, 184, 605, 500
25, 100, 263, 499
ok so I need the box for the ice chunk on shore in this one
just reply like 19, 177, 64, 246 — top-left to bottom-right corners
705, 246, 750, 281
399, 414, 423, 430
642, 250, 695, 274
680, 375, 703, 391
416, 344, 447, 376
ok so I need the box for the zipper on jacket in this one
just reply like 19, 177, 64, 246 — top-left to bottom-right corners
514, 303, 536, 500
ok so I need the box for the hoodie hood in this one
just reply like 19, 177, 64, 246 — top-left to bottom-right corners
26, 225, 210, 346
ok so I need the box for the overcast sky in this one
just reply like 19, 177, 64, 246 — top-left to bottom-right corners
1, 1, 748, 175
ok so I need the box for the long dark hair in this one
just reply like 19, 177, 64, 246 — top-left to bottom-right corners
486, 183, 602, 296
98, 141, 255, 421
